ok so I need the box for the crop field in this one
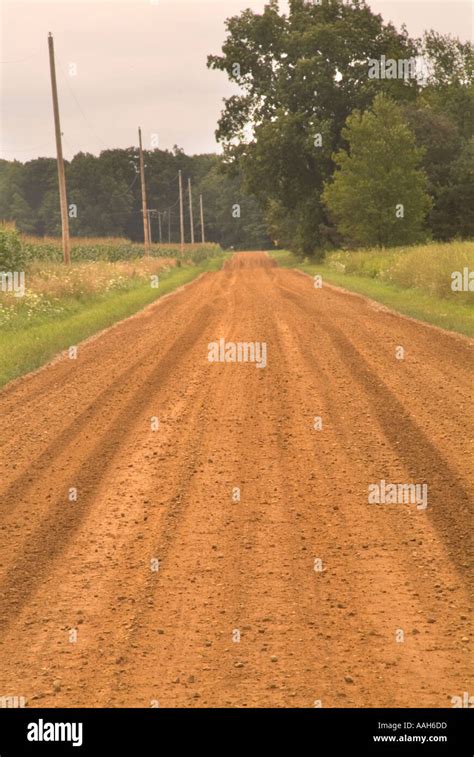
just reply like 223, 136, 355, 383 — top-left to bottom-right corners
20, 234, 222, 264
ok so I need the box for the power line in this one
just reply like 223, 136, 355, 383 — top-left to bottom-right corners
56, 54, 108, 150
0, 49, 43, 64
2, 143, 54, 154
157, 193, 181, 213
111, 171, 140, 198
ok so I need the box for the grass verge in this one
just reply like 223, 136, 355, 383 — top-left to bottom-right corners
0, 255, 227, 388
270, 249, 474, 338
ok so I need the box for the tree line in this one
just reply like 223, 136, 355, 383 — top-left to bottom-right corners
0, 149, 271, 250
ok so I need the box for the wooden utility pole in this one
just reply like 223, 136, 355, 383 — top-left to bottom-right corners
168, 210, 171, 243
147, 210, 152, 246
199, 193, 205, 244
146, 210, 153, 244
48, 32, 70, 265
158, 212, 163, 244
187, 177, 195, 244
138, 127, 150, 253
178, 170, 185, 254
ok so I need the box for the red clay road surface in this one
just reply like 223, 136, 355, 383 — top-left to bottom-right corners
0, 252, 472, 707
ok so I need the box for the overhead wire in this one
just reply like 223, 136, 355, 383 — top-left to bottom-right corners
55, 53, 109, 151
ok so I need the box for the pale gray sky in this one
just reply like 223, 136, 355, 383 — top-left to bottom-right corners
1, 0, 472, 161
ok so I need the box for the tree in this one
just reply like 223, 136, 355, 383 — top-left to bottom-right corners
199, 161, 270, 249
400, 103, 472, 240
0, 161, 23, 222
66, 152, 134, 237
38, 190, 61, 236
322, 95, 432, 247
396, 30, 473, 241
208, 0, 420, 253
419, 30, 473, 141
433, 137, 474, 240
9, 192, 36, 235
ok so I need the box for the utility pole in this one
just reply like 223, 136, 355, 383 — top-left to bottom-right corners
158, 211, 163, 244
146, 209, 153, 244
147, 210, 152, 246
168, 210, 171, 243
199, 193, 206, 244
188, 177, 195, 244
178, 170, 185, 254
138, 127, 150, 253
48, 32, 70, 265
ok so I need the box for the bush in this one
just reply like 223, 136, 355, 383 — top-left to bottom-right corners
0, 225, 30, 270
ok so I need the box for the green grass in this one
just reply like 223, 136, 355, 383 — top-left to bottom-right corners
0, 256, 227, 388
270, 249, 474, 338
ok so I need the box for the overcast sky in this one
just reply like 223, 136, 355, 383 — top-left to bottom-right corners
1, 0, 472, 161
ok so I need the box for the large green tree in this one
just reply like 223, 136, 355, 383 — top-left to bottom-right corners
208, 0, 419, 254
322, 95, 431, 246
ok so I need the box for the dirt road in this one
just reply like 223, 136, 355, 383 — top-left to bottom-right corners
0, 252, 472, 707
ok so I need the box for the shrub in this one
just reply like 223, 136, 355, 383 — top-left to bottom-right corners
0, 225, 30, 270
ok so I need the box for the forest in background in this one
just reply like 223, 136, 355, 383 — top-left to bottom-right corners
0, 150, 271, 250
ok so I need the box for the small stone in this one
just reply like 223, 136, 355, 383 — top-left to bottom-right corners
344, 675, 354, 684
